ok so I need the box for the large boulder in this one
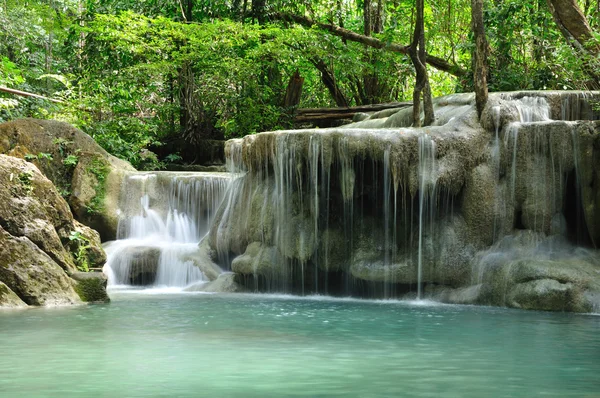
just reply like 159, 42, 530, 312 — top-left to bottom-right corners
72, 272, 110, 303
0, 119, 136, 240
0, 155, 108, 306
0, 226, 81, 306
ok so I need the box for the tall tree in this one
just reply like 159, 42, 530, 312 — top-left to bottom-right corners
409, 0, 434, 127
471, 0, 488, 118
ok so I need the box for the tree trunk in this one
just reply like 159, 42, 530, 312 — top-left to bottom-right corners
546, 0, 600, 86
472, 0, 488, 118
275, 13, 466, 77
361, 0, 380, 104
0, 86, 64, 103
283, 70, 304, 108
184, 0, 193, 21
364, 0, 372, 37
337, 0, 346, 44
310, 58, 349, 107
409, 0, 434, 127
253, 0, 266, 23
546, 0, 598, 51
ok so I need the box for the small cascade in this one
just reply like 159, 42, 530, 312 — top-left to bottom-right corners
561, 92, 599, 121
104, 172, 230, 288
504, 97, 552, 203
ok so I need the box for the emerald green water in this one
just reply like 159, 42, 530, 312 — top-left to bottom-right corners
1, 291, 599, 397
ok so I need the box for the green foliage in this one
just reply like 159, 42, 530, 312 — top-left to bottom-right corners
24, 152, 53, 161
0, 57, 25, 86
37, 152, 54, 161
483, 0, 593, 91
164, 153, 182, 163
0, 0, 598, 166
53, 138, 74, 157
63, 154, 79, 167
17, 171, 34, 194
69, 230, 91, 272
0, 0, 76, 122
86, 158, 110, 216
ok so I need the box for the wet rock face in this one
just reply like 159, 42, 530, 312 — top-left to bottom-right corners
208, 91, 600, 311
469, 232, 600, 312
108, 246, 161, 285
0, 155, 108, 307
0, 119, 136, 240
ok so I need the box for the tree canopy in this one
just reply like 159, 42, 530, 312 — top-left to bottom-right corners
1, 0, 598, 168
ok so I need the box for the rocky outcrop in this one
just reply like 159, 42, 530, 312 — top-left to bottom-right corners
0, 155, 108, 307
0, 119, 136, 240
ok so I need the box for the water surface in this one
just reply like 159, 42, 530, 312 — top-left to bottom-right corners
1, 291, 599, 397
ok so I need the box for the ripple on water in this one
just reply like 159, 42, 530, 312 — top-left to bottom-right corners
0, 293, 598, 397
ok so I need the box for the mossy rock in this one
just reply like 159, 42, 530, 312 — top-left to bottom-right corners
72, 272, 110, 303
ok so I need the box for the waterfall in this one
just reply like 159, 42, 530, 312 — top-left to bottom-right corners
96, 91, 598, 311
103, 172, 230, 288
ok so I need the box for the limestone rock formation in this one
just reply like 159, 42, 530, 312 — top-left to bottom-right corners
207, 90, 600, 311
0, 119, 136, 240
231, 242, 281, 276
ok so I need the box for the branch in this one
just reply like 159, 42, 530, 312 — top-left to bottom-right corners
0, 86, 95, 112
0, 86, 64, 104
275, 12, 467, 77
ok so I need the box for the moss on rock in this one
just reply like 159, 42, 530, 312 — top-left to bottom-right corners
72, 272, 110, 303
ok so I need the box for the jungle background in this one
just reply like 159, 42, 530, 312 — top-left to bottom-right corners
1, 0, 598, 168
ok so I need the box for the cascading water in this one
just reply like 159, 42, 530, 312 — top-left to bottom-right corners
203, 91, 600, 311
417, 135, 437, 299
101, 91, 600, 311
504, 97, 551, 198
103, 172, 230, 288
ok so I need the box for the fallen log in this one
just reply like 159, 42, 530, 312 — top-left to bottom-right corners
295, 102, 411, 123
